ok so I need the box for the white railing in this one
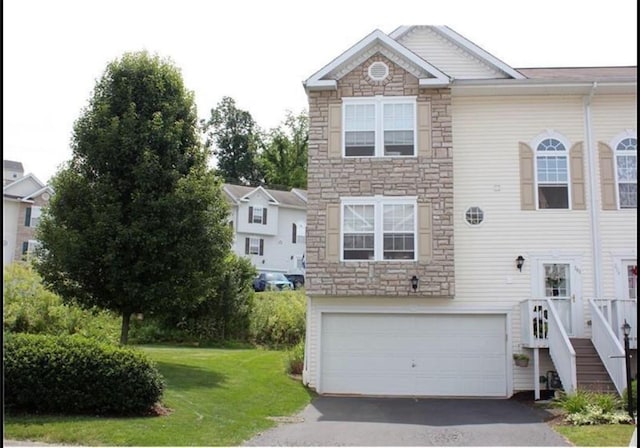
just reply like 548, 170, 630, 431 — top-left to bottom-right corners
589, 299, 627, 395
546, 299, 577, 394
520, 299, 549, 348
593, 299, 637, 349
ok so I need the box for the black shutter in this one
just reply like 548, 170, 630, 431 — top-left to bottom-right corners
22, 241, 29, 254
248, 207, 253, 223
25, 207, 32, 227
263, 208, 267, 225
292, 223, 297, 244
245, 238, 250, 254
259, 239, 264, 256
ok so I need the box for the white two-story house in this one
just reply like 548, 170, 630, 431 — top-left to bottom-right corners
223, 183, 307, 277
3, 160, 54, 266
303, 25, 636, 399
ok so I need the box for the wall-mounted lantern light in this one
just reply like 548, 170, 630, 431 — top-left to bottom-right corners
516, 255, 525, 272
411, 275, 419, 292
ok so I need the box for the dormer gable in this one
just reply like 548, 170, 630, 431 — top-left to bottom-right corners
3, 173, 51, 200
304, 29, 450, 92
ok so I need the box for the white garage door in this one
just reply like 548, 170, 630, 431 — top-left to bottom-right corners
320, 313, 507, 397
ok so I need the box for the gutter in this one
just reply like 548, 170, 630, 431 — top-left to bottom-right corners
584, 82, 603, 298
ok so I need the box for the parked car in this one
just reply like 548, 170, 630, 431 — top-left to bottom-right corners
253, 272, 294, 292
285, 274, 305, 289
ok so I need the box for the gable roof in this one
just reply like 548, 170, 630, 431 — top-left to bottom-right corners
390, 26, 525, 80
223, 184, 307, 209
3, 173, 54, 200
3, 160, 24, 171
304, 29, 451, 91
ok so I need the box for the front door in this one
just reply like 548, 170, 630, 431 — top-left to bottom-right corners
535, 261, 583, 337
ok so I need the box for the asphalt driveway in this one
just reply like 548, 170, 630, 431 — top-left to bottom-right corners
243, 396, 570, 446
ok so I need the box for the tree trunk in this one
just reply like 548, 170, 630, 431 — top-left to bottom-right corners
120, 312, 131, 345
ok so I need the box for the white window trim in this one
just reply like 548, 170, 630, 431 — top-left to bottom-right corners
531, 131, 572, 211
30, 206, 42, 227
248, 237, 261, 255
252, 206, 264, 224
342, 95, 417, 158
340, 195, 417, 262
611, 130, 637, 210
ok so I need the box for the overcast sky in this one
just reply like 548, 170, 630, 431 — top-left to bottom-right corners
3, 0, 637, 183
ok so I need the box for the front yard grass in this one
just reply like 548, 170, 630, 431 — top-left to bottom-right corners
4, 345, 314, 446
553, 423, 636, 447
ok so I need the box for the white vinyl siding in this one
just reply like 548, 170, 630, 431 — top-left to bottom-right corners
396, 26, 507, 80
343, 97, 416, 158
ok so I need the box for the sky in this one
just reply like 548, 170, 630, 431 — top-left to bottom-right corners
3, 0, 638, 184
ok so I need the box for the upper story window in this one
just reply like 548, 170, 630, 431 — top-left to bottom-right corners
615, 137, 637, 209
342, 196, 416, 261
292, 222, 306, 244
343, 96, 416, 158
248, 206, 267, 225
25, 206, 42, 227
536, 138, 569, 209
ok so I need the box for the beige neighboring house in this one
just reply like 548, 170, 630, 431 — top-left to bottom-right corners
222, 183, 307, 277
303, 25, 636, 399
3, 160, 54, 266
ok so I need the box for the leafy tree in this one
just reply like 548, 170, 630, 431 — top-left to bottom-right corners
260, 111, 308, 189
202, 96, 263, 185
35, 51, 232, 345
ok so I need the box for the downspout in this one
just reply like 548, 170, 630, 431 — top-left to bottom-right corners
584, 82, 603, 299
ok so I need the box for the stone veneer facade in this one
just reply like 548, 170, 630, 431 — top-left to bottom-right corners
306, 54, 455, 297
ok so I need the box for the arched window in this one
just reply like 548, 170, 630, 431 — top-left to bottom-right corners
536, 137, 569, 209
615, 137, 637, 209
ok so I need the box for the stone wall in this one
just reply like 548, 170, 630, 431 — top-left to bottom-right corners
306, 54, 454, 297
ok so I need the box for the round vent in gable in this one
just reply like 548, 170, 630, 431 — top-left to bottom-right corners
368, 62, 389, 81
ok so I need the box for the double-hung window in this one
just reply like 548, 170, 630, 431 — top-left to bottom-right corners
343, 96, 416, 157
342, 196, 416, 261
536, 138, 569, 209
616, 137, 637, 209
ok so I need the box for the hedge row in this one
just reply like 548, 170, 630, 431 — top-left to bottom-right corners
4, 333, 164, 415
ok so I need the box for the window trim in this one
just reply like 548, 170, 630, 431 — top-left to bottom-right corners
340, 195, 417, 262
531, 132, 572, 210
342, 96, 417, 158
611, 131, 637, 210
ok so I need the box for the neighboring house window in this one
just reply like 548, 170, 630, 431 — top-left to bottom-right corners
292, 222, 306, 244
615, 137, 637, 209
248, 206, 267, 225
624, 261, 637, 300
25, 206, 42, 227
245, 237, 264, 256
464, 206, 484, 225
342, 196, 416, 261
22, 240, 40, 258
343, 96, 416, 157
536, 138, 569, 209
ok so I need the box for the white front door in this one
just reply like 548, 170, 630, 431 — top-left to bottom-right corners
535, 261, 583, 337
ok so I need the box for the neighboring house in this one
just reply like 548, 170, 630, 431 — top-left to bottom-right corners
3, 160, 54, 265
303, 26, 636, 399
222, 183, 307, 276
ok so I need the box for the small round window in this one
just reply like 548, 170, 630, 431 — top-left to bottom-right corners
465, 206, 484, 225
368, 62, 389, 81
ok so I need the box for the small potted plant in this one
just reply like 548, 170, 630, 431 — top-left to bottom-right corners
513, 353, 530, 367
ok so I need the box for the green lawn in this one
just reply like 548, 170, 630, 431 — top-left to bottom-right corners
553, 423, 635, 447
4, 345, 314, 446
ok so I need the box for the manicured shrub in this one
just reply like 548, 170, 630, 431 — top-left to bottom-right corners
553, 390, 632, 425
4, 333, 164, 415
3, 263, 120, 343
285, 340, 305, 375
249, 290, 306, 347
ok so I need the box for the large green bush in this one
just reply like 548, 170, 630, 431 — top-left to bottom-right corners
249, 290, 306, 347
4, 333, 164, 415
3, 263, 120, 343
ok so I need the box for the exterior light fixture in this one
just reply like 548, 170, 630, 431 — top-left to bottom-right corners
411, 275, 419, 292
516, 256, 525, 272
621, 320, 634, 420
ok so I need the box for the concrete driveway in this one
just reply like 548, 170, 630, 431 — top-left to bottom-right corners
243, 396, 570, 446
